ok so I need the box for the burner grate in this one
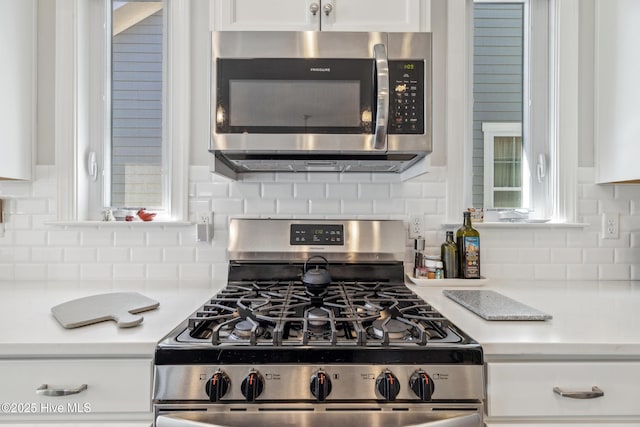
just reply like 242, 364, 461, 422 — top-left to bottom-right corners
185, 281, 457, 346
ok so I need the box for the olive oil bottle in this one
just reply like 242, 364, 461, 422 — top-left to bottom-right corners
456, 211, 481, 279
441, 231, 458, 278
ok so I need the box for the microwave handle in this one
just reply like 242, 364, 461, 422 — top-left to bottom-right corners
373, 43, 389, 150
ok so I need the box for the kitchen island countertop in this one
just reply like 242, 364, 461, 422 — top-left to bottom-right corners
0, 279, 639, 359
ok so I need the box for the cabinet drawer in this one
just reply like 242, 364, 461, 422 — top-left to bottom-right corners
486, 424, 627, 427
0, 359, 152, 417
487, 361, 640, 418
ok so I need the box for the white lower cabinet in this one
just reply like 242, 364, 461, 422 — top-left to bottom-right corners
486, 424, 617, 427
486, 361, 640, 424
0, 358, 153, 424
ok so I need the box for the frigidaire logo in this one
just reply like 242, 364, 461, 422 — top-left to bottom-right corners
310, 67, 331, 72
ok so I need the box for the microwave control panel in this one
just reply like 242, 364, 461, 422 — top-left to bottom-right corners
388, 60, 425, 134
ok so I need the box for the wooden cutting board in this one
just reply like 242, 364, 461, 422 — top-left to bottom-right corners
51, 292, 160, 329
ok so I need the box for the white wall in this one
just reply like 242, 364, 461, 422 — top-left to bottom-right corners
0, 0, 638, 282
0, 163, 639, 281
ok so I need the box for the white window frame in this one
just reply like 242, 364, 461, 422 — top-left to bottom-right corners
482, 122, 524, 209
54, 0, 190, 222
445, 0, 578, 223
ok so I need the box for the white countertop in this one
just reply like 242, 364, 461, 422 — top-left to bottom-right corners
0, 280, 223, 357
408, 279, 640, 358
1, 279, 639, 360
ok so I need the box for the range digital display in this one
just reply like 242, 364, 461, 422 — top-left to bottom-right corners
290, 224, 344, 246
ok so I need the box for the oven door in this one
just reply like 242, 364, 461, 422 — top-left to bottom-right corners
155, 404, 483, 427
157, 411, 481, 427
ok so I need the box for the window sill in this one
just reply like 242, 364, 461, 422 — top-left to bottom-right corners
441, 221, 589, 229
45, 220, 194, 228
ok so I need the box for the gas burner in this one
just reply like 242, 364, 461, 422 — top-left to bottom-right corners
230, 319, 264, 341
370, 318, 413, 340
250, 299, 270, 309
306, 307, 333, 327
356, 300, 383, 316
238, 297, 271, 310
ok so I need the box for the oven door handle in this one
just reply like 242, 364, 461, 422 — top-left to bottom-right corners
373, 43, 389, 150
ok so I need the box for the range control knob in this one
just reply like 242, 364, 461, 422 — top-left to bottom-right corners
376, 370, 400, 401
310, 370, 332, 402
205, 370, 230, 402
241, 370, 264, 402
410, 370, 435, 401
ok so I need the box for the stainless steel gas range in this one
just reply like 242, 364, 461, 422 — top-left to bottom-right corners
153, 219, 485, 427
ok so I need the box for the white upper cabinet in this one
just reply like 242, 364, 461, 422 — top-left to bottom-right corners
212, 0, 320, 31
0, 0, 35, 181
211, 0, 428, 32
594, 0, 640, 183
321, 0, 425, 32
0, 0, 37, 180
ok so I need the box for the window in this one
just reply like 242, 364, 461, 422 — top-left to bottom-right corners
472, 0, 551, 219
53, 0, 189, 222
482, 122, 523, 208
109, 1, 166, 212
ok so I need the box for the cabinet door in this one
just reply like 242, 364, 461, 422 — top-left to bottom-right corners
321, 0, 425, 32
0, 0, 35, 181
594, 0, 640, 183
487, 361, 640, 418
0, 359, 152, 421
486, 424, 625, 427
14, 424, 150, 427
212, 0, 320, 31
211, 0, 428, 32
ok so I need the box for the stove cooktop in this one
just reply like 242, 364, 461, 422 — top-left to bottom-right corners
155, 278, 482, 366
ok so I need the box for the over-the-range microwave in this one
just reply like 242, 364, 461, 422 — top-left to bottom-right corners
210, 31, 432, 180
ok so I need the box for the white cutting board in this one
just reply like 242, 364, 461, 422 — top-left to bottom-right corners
51, 292, 160, 329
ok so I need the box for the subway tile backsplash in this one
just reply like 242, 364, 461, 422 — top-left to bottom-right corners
0, 165, 639, 282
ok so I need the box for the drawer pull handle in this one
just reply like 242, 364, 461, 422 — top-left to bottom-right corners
36, 384, 88, 397
553, 386, 604, 399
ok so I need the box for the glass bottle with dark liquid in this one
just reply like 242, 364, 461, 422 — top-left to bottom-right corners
441, 231, 458, 278
456, 211, 481, 279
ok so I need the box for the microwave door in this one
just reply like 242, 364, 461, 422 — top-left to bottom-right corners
373, 43, 389, 150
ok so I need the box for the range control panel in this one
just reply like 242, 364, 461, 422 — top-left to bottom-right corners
290, 224, 344, 246
154, 364, 485, 402
388, 60, 424, 134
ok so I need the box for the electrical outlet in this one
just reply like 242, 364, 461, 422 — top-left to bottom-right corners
196, 212, 214, 242
409, 214, 424, 238
199, 211, 214, 225
602, 212, 619, 239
